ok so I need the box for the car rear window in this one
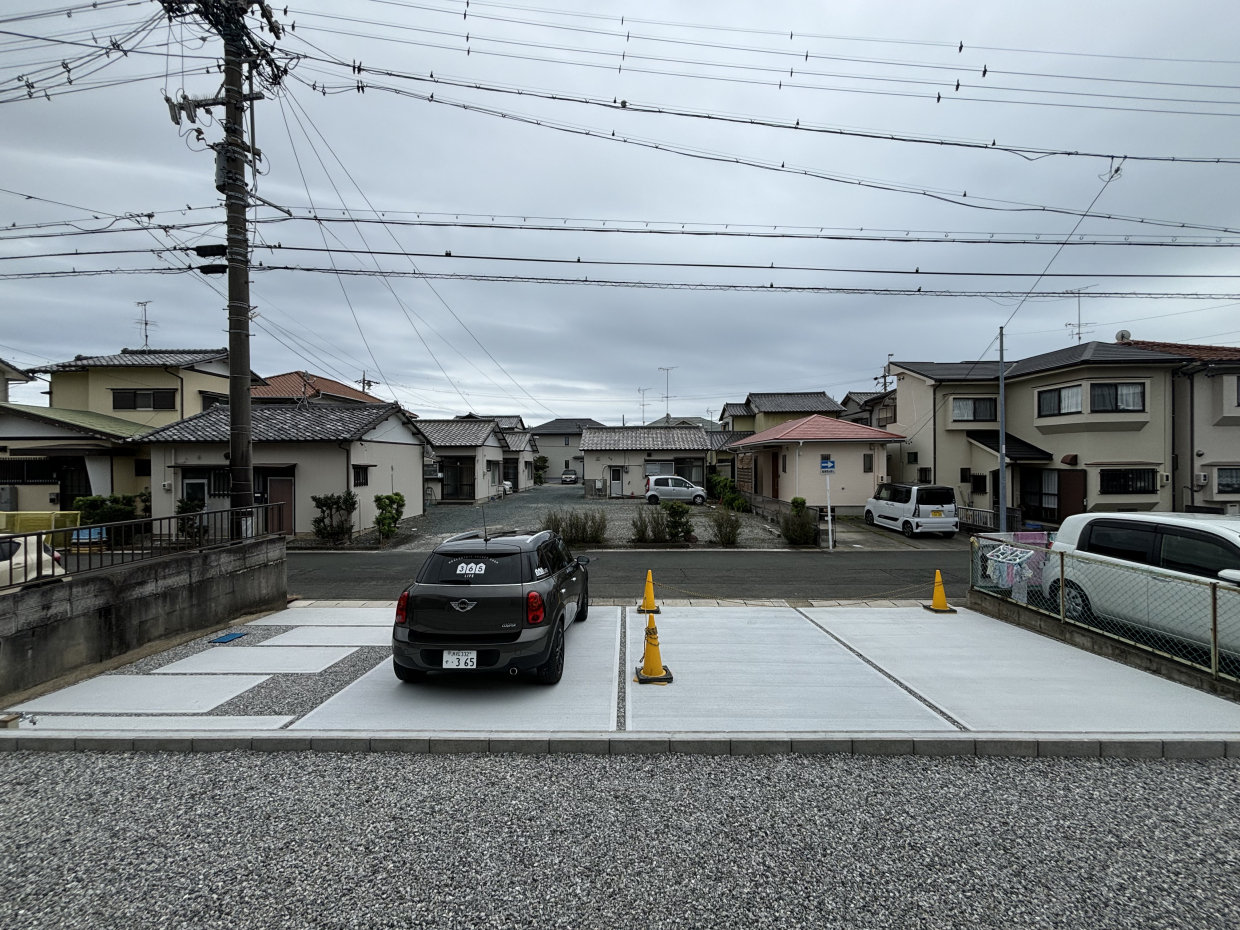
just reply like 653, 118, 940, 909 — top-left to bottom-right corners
420, 552, 527, 585
1084, 521, 1156, 564
916, 487, 955, 506
0, 540, 17, 563
1158, 530, 1240, 578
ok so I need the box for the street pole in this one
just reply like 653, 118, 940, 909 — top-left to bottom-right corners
998, 326, 1007, 535
826, 472, 834, 550
658, 366, 676, 419
223, 25, 254, 531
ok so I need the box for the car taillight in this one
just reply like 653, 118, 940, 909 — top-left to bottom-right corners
395, 591, 409, 625
526, 590, 545, 625
52, 551, 62, 564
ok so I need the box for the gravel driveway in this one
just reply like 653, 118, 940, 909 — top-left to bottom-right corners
3, 752, 1238, 929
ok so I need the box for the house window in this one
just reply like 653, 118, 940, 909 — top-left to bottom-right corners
917, 467, 932, 483
209, 469, 230, 498
564, 436, 570, 445
951, 397, 997, 422
1037, 385, 1083, 417
564, 459, 570, 470
352, 465, 369, 487
877, 406, 896, 427
863, 454, 873, 474
1090, 382, 1145, 413
113, 389, 177, 411
906, 451, 918, 464
960, 467, 971, 483
1219, 468, 1240, 494
971, 473, 988, 494
1098, 468, 1157, 495
134, 459, 152, 477
781, 454, 787, 473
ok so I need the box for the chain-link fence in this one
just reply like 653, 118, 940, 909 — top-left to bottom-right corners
972, 534, 1239, 683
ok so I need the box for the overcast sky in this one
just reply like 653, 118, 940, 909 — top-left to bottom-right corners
4, 0, 1240, 423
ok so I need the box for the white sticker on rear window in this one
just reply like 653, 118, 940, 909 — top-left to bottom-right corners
534, 566, 548, 577
455, 563, 486, 575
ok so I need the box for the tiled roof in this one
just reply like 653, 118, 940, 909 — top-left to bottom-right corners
890, 361, 1003, 382
1125, 340, 1240, 361
34, 348, 228, 371
746, 391, 843, 413
728, 414, 903, 447
579, 426, 711, 451
647, 414, 721, 430
843, 390, 893, 407
720, 402, 753, 418
456, 413, 526, 430
415, 419, 503, 447
140, 403, 409, 443
529, 417, 605, 434
0, 357, 31, 381
501, 431, 534, 452
252, 371, 384, 403
894, 342, 1190, 384
965, 430, 1054, 462
711, 430, 753, 450
0, 403, 152, 439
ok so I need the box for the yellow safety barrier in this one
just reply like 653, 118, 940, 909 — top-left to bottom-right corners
923, 569, 957, 614
0, 511, 81, 533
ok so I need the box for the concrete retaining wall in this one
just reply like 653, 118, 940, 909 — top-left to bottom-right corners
967, 588, 1240, 703
0, 537, 286, 701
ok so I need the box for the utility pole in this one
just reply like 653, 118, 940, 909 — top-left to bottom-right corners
357, 370, 377, 392
998, 326, 1008, 535
637, 388, 649, 425
658, 366, 677, 419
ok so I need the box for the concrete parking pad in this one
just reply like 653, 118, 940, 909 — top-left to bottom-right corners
153, 646, 357, 675
8, 675, 268, 714
625, 606, 954, 732
292, 607, 622, 731
258, 626, 392, 647
17, 715, 293, 730
806, 607, 1240, 732
249, 607, 394, 626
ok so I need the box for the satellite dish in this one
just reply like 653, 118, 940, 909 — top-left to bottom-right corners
1116, 330, 1132, 343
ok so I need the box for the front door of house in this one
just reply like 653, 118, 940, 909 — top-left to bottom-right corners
771, 451, 780, 499
610, 466, 623, 497
268, 477, 295, 534
1058, 469, 1087, 520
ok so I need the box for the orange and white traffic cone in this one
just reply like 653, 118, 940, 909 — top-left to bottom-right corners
923, 569, 957, 614
635, 613, 673, 684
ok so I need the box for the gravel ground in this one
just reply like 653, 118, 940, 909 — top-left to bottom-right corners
405, 484, 791, 549
3, 753, 1239, 929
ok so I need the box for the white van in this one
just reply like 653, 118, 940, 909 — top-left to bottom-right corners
864, 484, 958, 538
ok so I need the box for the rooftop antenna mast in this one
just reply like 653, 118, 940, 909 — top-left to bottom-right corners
1065, 285, 1097, 343
638, 387, 649, 425
658, 366, 677, 419
135, 301, 153, 349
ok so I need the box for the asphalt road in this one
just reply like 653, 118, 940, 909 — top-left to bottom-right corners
287, 548, 971, 601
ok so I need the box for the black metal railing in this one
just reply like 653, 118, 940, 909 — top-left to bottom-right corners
0, 503, 286, 590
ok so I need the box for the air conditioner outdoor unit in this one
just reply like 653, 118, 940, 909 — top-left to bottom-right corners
1225, 502, 1240, 515
1161, 472, 1171, 485
1196, 472, 1210, 485
162, 481, 173, 491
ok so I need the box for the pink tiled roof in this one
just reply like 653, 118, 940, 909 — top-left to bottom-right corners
728, 414, 903, 448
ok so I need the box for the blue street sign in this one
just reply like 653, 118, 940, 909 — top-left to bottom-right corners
820, 459, 835, 473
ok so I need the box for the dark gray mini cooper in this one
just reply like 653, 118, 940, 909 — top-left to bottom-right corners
392, 530, 589, 685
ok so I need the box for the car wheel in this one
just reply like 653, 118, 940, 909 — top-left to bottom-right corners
576, 583, 589, 621
864, 510, 875, 525
902, 521, 915, 538
647, 494, 659, 505
393, 659, 428, 683
692, 494, 705, 505
535, 623, 565, 684
1051, 582, 1094, 622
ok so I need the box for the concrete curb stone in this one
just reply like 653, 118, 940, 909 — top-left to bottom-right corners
670, 738, 730, 755
16, 736, 75, 751
76, 737, 134, 752
1163, 740, 1225, 760
0, 736, 18, 752
1101, 740, 1162, 759
791, 738, 852, 754
1227, 741, 1240, 759
133, 737, 193, 752
371, 738, 430, 753
977, 739, 1038, 758
549, 737, 610, 754
489, 738, 549, 754
311, 737, 370, 753
732, 738, 791, 755
1038, 739, 1100, 758
253, 736, 312, 752
853, 738, 914, 755
429, 737, 488, 753
611, 738, 668, 754
914, 738, 976, 756
192, 737, 252, 752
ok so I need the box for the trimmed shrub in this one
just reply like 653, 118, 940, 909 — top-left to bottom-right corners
73, 494, 137, 526
708, 507, 741, 547
312, 491, 358, 545
791, 497, 807, 516
780, 508, 817, 545
647, 507, 670, 543
662, 500, 693, 541
631, 506, 650, 543
541, 508, 608, 545
374, 492, 406, 540
175, 497, 207, 545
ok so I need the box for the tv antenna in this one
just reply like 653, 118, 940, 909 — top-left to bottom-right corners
875, 353, 894, 390
658, 366, 677, 418
1065, 286, 1097, 343
637, 387, 649, 425
135, 301, 154, 348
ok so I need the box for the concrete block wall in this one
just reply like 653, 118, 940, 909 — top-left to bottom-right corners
0, 537, 286, 700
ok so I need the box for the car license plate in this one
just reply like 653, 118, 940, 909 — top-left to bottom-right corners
442, 649, 477, 669
931, 510, 943, 518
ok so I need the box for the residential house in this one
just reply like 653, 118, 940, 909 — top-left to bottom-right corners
0, 404, 151, 510
728, 415, 903, 514
31, 347, 264, 427
528, 417, 605, 476
646, 414, 721, 431
456, 413, 527, 430
141, 403, 423, 534
1126, 338, 1240, 514
416, 419, 510, 503
708, 429, 754, 482
718, 392, 843, 433
888, 341, 1190, 524
500, 430, 538, 490
1, 357, 30, 403
840, 390, 897, 428
579, 426, 710, 498
251, 371, 385, 406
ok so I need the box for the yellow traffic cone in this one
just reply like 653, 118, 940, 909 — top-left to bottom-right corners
923, 569, 957, 614
635, 614, 673, 684
637, 569, 660, 614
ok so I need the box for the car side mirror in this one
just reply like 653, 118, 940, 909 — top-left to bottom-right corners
1219, 569, 1240, 586
576, 556, 590, 566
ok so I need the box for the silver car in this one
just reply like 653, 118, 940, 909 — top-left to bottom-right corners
645, 475, 706, 505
